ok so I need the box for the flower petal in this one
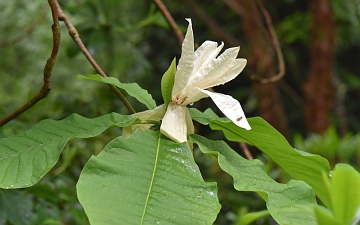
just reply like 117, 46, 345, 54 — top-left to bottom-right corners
122, 104, 167, 138
122, 124, 152, 139
172, 19, 195, 97
182, 47, 244, 95
193, 41, 223, 75
182, 87, 209, 105
132, 104, 167, 121
160, 104, 189, 143
199, 89, 251, 130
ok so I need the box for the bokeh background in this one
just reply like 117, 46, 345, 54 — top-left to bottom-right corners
0, 0, 359, 224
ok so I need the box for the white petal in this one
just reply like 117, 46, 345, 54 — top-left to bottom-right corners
172, 19, 195, 97
132, 104, 167, 121
182, 87, 209, 105
193, 41, 223, 75
182, 47, 242, 95
160, 104, 189, 143
122, 124, 153, 139
122, 104, 167, 138
199, 89, 251, 130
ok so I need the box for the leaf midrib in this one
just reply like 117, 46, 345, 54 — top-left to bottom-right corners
140, 132, 161, 224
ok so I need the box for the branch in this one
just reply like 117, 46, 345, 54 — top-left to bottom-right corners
183, 0, 242, 47
0, 0, 60, 127
54, 0, 136, 114
239, 142, 253, 160
222, 0, 246, 17
152, 0, 184, 46
0, 4, 48, 47
251, 0, 285, 84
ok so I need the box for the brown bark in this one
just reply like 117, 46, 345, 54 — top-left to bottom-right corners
237, 0, 288, 136
303, 0, 335, 134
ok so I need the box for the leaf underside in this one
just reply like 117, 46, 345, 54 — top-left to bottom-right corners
77, 129, 221, 225
190, 134, 317, 225
209, 117, 331, 207
78, 74, 157, 110
0, 113, 136, 189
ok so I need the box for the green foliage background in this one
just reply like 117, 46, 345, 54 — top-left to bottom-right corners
0, 0, 359, 224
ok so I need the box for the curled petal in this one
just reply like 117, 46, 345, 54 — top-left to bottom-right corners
160, 104, 189, 143
172, 19, 195, 97
122, 104, 167, 138
193, 41, 224, 75
132, 104, 167, 121
182, 87, 209, 106
199, 89, 251, 130
122, 124, 152, 139
182, 47, 243, 95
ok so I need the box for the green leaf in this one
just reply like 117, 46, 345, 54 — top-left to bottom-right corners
209, 117, 331, 207
314, 206, 343, 225
0, 190, 37, 225
77, 129, 220, 225
77, 74, 156, 109
188, 108, 219, 125
0, 113, 136, 189
190, 134, 317, 225
237, 209, 269, 225
161, 57, 176, 105
329, 164, 360, 224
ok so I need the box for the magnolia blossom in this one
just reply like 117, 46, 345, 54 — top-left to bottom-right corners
160, 19, 251, 143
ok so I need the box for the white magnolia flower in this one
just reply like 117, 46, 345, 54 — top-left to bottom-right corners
160, 19, 251, 143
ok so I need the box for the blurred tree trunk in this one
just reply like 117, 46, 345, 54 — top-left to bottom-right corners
303, 0, 335, 134
237, 0, 288, 137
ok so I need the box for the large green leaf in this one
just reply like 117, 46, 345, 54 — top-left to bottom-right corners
188, 108, 219, 125
314, 206, 343, 225
237, 210, 269, 225
209, 117, 331, 207
0, 113, 136, 189
78, 74, 157, 109
161, 57, 176, 105
77, 129, 220, 225
190, 134, 317, 225
315, 163, 360, 225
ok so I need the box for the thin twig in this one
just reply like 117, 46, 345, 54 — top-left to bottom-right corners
222, 0, 246, 17
251, 0, 285, 84
239, 142, 253, 160
152, 0, 184, 46
0, 0, 60, 127
54, 0, 136, 114
183, 0, 242, 47
0, 4, 48, 47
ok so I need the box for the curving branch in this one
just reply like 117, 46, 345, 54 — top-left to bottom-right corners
0, 0, 60, 127
53, 0, 135, 114
152, 0, 184, 46
251, 0, 285, 84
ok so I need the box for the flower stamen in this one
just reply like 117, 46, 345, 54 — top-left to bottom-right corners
180, 96, 188, 105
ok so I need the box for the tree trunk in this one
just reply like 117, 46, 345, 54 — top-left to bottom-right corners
237, 0, 288, 137
303, 0, 335, 134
